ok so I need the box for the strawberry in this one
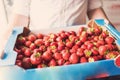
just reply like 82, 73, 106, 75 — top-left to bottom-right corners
114, 55, 120, 67
80, 57, 87, 63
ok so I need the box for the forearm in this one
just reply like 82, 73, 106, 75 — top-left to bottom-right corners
87, 7, 108, 20
4, 14, 29, 44
0, 14, 29, 58
87, 7, 115, 28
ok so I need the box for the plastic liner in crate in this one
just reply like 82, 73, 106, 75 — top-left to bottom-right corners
0, 19, 120, 80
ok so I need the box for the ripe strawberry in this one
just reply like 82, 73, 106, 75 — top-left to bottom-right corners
37, 64, 47, 68
34, 39, 44, 46
49, 59, 57, 66
14, 47, 21, 54
17, 54, 24, 60
105, 36, 114, 44
81, 44, 87, 49
24, 48, 32, 57
17, 36, 26, 44
87, 42, 94, 50
20, 46, 27, 52
93, 36, 99, 41
114, 55, 120, 67
75, 40, 82, 46
29, 43, 36, 50
80, 57, 87, 63
64, 61, 70, 65
30, 52, 42, 65
39, 45, 46, 52
76, 48, 84, 57
78, 27, 86, 36
98, 46, 108, 56
37, 33, 44, 39
69, 31, 76, 36
62, 52, 70, 60
53, 52, 62, 60
25, 41, 32, 47
22, 57, 32, 69
105, 44, 114, 51
28, 34, 36, 42
56, 36, 62, 42
97, 40, 105, 45
42, 51, 52, 61
105, 51, 118, 59
60, 32, 68, 39
49, 33, 57, 41
70, 48, 77, 53
94, 27, 102, 35
91, 48, 99, 55
57, 59, 65, 66
15, 60, 22, 67
69, 53, 79, 64
44, 41, 50, 47
66, 41, 74, 49
101, 31, 109, 38
69, 35, 76, 42
87, 27, 94, 35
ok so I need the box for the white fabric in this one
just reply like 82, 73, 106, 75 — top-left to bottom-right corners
13, 0, 102, 30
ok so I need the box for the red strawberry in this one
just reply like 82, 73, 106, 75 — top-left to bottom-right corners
91, 48, 99, 55
28, 34, 36, 42
25, 41, 32, 47
49, 59, 57, 66
37, 33, 44, 39
114, 55, 120, 67
22, 57, 32, 69
69, 53, 79, 64
30, 52, 42, 65
37, 64, 47, 68
105, 51, 118, 59
57, 59, 65, 66
98, 46, 108, 56
62, 52, 70, 60
17, 36, 26, 44
53, 52, 62, 60
24, 48, 32, 57
64, 61, 70, 65
42, 51, 52, 61
29, 43, 36, 50
76, 48, 84, 57
105, 36, 114, 44
34, 39, 44, 46
80, 57, 87, 63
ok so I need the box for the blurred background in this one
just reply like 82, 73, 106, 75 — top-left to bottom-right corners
0, 0, 120, 35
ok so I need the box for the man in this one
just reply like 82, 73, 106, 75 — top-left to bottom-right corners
0, 0, 114, 79
0, 0, 109, 56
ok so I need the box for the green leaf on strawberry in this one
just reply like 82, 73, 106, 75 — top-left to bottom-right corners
84, 50, 92, 58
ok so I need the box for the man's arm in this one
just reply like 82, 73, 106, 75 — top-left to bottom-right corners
87, 7, 115, 28
87, 7, 108, 20
0, 14, 29, 58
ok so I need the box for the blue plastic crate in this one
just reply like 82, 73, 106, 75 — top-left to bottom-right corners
0, 19, 120, 80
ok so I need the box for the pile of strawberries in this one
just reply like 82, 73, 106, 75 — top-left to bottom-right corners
14, 22, 120, 69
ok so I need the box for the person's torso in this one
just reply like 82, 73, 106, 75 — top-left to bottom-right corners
30, 0, 88, 30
